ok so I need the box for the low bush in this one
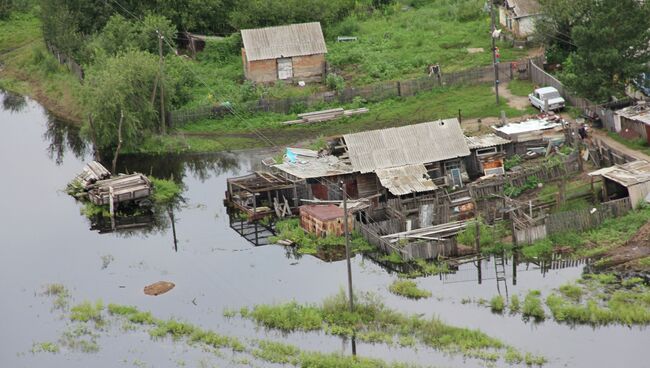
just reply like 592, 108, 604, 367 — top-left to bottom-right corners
388, 279, 431, 299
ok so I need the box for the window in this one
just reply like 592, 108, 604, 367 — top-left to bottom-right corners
476, 147, 498, 156
444, 160, 461, 172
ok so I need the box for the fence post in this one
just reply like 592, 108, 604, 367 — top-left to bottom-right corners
396, 81, 401, 97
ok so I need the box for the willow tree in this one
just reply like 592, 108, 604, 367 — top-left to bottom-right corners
82, 50, 163, 170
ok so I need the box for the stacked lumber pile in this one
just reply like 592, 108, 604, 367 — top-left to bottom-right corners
73, 161, 111, 189
282, 107, 369, 125
381, 220, 468, 243
87, 173, 152, 206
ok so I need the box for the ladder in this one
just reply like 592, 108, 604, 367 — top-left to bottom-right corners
494, 252, 508, 298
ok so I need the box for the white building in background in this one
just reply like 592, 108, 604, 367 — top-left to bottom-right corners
499, 0, 542, 39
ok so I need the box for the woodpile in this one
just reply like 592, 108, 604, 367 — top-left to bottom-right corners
88, 173, 152, 206
73, 161, 111, 189
281, 107, 369, 125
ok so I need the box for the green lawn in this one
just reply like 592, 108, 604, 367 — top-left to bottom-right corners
0, 13, 83, 121
507, 79, 535, 97
180, 0, 531, 110
154, 83, 536, 153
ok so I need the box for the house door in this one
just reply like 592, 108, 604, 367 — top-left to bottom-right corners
277, 58, 293, 80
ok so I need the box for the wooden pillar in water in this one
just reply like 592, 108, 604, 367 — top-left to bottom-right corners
109, 186, 115, 231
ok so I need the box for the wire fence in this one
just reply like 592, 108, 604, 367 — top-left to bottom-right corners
169, 57, 535, 127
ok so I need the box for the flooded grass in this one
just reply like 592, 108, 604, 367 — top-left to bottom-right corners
42, 283, 70, 310
70, 300, 104, 326
150, 178, 183, 204
489, 295, 505, 313
522, 291, 546, 322
241, 290, 544, 363
388, 279, 432, 300
485, 274, 650, 326
31, 342, 59, 353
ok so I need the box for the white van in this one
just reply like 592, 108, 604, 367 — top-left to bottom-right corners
529, 87, 566, 111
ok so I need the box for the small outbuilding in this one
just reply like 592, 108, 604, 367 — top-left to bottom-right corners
613, 103, 650, 142
299, 204, 353, 237
464, 134, 511, 178
499, 0, 542, 39
241, 22, 327, 83
588, 160, 650, 206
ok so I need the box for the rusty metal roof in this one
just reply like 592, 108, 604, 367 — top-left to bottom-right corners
588, 160, 650, 187
342, 119, 470, 174
300, 204, 344, 221
241, 22, 327, 61
375, 164, 437, 196
465, 134, 511, 150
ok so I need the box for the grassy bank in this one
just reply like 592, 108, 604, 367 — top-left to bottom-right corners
270, 218, 374, 258
0, 13, 83, 122
139, 83, 536, 154
388, 279, 432, 299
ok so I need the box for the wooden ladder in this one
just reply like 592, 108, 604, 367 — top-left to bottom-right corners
494, 252, 508, 298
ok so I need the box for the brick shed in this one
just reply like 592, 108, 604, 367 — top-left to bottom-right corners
241, 22, 327, 84
299, 205, 352, 238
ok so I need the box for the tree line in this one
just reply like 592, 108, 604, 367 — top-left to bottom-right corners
536, 0, 650, 102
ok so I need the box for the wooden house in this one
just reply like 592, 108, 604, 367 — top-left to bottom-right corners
299, 204, 352, 237
499, 0, 541, 39
241, 22, 327, 83
493, 117, 565, 155
464, 134, 511, 179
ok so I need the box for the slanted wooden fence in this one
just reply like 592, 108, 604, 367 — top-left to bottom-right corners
45, 42, 84, 81
514, 197, 632, 245
354, 219, 456, 261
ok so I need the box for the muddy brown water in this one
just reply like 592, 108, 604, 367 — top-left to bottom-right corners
0, 91, 647, 367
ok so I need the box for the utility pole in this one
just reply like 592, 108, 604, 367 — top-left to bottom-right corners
490, 0, 500, 105
341, 181, 354, 313
157, 30, 166, 135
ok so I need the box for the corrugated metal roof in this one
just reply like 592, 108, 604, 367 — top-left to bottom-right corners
588, 160, 650, 187
343, 119, 470, 174
506, 0, 541, 17
241, 22, 327, 61
465, 134, 511, 149
273, 148, 353, 179
376, 164, 437, 196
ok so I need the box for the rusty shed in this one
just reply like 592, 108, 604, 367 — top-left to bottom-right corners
299, 204, 353, 237
241, 22, 327, 83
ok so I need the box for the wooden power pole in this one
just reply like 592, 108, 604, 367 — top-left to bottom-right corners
157, 30, 166, 135
341, 181, 354, 313
490, 0, 500, 105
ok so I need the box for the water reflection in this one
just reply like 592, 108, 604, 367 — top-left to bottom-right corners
43, 112, 87, 164
2, 91, 27, 113
115, 152, 240, 183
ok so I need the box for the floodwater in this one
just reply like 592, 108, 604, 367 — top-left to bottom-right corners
0, 91, 647, 368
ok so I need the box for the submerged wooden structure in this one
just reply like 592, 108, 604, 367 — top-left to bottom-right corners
226, 171, 297, 220
87, 174, 152, 206
73, 161, 111, 189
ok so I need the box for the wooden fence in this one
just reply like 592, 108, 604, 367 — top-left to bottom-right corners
45, 42, 84, 81
515, 197, 632, 245
354, 219, 456, 261
169, 57, 533, 126
529, 59, 632, 132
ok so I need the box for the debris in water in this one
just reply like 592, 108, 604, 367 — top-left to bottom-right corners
143, 281, 175, 296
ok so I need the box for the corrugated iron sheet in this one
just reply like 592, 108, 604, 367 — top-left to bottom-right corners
589, 160, 650, 187
465, 134, 511, 149
375, 164, 437, 196
241, 22, 327, 61
343, 119, 470, 173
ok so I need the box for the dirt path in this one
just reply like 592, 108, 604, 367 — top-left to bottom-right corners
597, 221, 650, 274
589, 129, 650, 162
494, 82, 531, 110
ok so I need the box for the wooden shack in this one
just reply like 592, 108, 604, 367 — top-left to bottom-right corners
299, 204, 352, 237
588, 160, 650, 206
87, 174, 152, 206
493, 117, 565, 155
241, 22, 327, 83
226, 171, 297, 220
499, 0, 542, 39
464, 134, 511, 179
613, 103, 650, 142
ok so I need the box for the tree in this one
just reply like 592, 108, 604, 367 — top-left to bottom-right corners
562, 0, 650, 101
82, 50, 163, 156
